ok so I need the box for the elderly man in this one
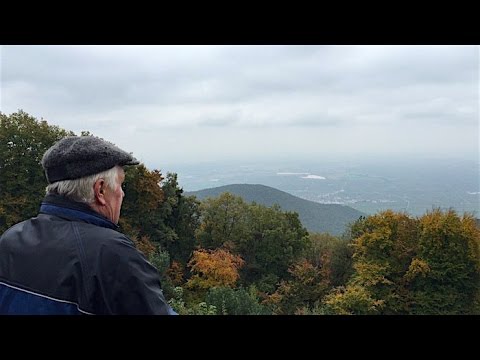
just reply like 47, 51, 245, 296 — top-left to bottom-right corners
0, 136, 176, 315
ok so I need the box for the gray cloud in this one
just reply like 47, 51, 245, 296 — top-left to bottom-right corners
1, 45, 478, 165
287, 115, 347, 127
197, 117, 238, 127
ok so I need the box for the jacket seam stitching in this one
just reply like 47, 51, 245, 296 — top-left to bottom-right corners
71, 222, 93, 307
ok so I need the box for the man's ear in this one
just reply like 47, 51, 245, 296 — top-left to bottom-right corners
93, 179, 107, 206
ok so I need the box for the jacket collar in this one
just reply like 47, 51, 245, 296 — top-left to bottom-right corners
39, 194, 119, 230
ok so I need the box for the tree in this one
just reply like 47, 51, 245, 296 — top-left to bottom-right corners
195, 192, 250, 250
276, 232, 352, 314
119, 164, 164, 242
167, 260, 186, 287
195, 193, 310, 288
323, 284, 385, 315
148, 244, 176, 299
159, 173, 201, 264
408, 209, 480, 314
326, 211, 420, 314
120, 168, 201, 267
186, 248, 245, 291
168, 287, 217, 315
238, 203, 309, 284
0, 111, 74, 233
269, 259, 330, 314
307, 233, 354, 287
348, 210, 419, 314
324, 209, 480, 314
205, 286, 271, 315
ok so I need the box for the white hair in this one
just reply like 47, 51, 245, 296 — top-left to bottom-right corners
46, 166, 121, 204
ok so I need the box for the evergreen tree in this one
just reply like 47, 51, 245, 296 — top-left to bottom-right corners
159, 173, 201, 264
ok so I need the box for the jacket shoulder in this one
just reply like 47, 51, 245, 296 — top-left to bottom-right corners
80, 227, 171, 315
71, 222, 136, 249
0, 219, 31, 239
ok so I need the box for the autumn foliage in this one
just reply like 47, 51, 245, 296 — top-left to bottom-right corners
3, 111, 479, 315
167, 261, 186, 286
186, 248, 245, 290
324, 209, 480, 315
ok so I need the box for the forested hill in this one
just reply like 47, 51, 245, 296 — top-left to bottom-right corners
186, 184, 365, 235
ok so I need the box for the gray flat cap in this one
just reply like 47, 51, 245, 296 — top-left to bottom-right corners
42, 136, 140, 183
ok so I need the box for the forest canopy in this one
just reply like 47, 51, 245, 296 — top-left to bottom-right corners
1, 110, 479, 315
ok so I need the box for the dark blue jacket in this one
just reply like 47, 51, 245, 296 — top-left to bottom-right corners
0, 194, 175, 315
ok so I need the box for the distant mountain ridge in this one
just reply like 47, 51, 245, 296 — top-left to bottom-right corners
185, 184, 365, 235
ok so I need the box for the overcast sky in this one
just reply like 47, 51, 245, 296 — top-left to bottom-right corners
1, 45, 478, 168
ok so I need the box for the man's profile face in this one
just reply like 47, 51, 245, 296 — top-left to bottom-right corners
104, 167, 125, 224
